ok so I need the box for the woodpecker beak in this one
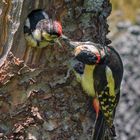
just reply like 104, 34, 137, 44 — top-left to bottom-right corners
60, 34, 76, 49
69, 41, 80, 49
61, 34, 69, 40
55, 39, 63, 48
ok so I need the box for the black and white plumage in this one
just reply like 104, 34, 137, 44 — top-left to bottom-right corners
24, 9, 62, 48
65, 40, 123, 140
24, 9, 49, 32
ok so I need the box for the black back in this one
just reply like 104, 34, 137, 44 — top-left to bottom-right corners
94, 46, 123, 92
26, 9, 49, 31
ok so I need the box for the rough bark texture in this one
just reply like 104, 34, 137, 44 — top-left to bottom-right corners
0, 0, 112, 139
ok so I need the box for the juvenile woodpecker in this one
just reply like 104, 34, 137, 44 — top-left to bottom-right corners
66, 40, 123, 140
24, 9, 62, 48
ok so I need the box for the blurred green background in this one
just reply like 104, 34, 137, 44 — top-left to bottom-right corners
108, 0, 140, 38
108, 1, 140, 140
111, 0, 140, 22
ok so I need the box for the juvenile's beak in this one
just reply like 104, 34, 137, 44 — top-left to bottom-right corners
68, 41, 80, 49
61, 34, 69, 40
55, 39, 63, 48
60, 34, 78, 49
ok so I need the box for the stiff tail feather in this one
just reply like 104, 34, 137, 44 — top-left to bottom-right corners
92, 111, 117, 140
92, 111, 106, 140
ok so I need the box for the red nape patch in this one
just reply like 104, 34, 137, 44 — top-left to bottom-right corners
53, 21, 62, 36
95, 52, 101, 64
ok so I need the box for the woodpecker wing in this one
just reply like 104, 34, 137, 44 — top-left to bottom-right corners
93, 46, 123, 138
92, 64, 117, 140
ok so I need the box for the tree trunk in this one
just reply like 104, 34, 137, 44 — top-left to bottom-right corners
0, 0, 111, 139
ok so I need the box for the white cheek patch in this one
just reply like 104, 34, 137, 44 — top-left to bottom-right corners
42, 11, 49, 20
32, 29, 41, 41
25, 18, 30, 28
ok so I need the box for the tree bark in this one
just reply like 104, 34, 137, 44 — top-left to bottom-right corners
0, 0, 112, 139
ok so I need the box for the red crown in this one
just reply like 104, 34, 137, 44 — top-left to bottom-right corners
53, 21, 62, 36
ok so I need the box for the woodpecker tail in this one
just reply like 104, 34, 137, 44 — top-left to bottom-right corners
92, 111, 117, 140
92, 111, 106, 140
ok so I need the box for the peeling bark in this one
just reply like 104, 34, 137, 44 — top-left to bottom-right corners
0, 0, 24, 66
0, 0, 112, 139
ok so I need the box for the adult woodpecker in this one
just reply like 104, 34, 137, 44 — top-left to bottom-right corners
24, 9, 62, 48
66, 40, 123, 140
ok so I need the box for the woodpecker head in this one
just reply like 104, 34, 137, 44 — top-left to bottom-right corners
24, 9, 63, 48
74, 44, 103, 65
35, 19, 62, 43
